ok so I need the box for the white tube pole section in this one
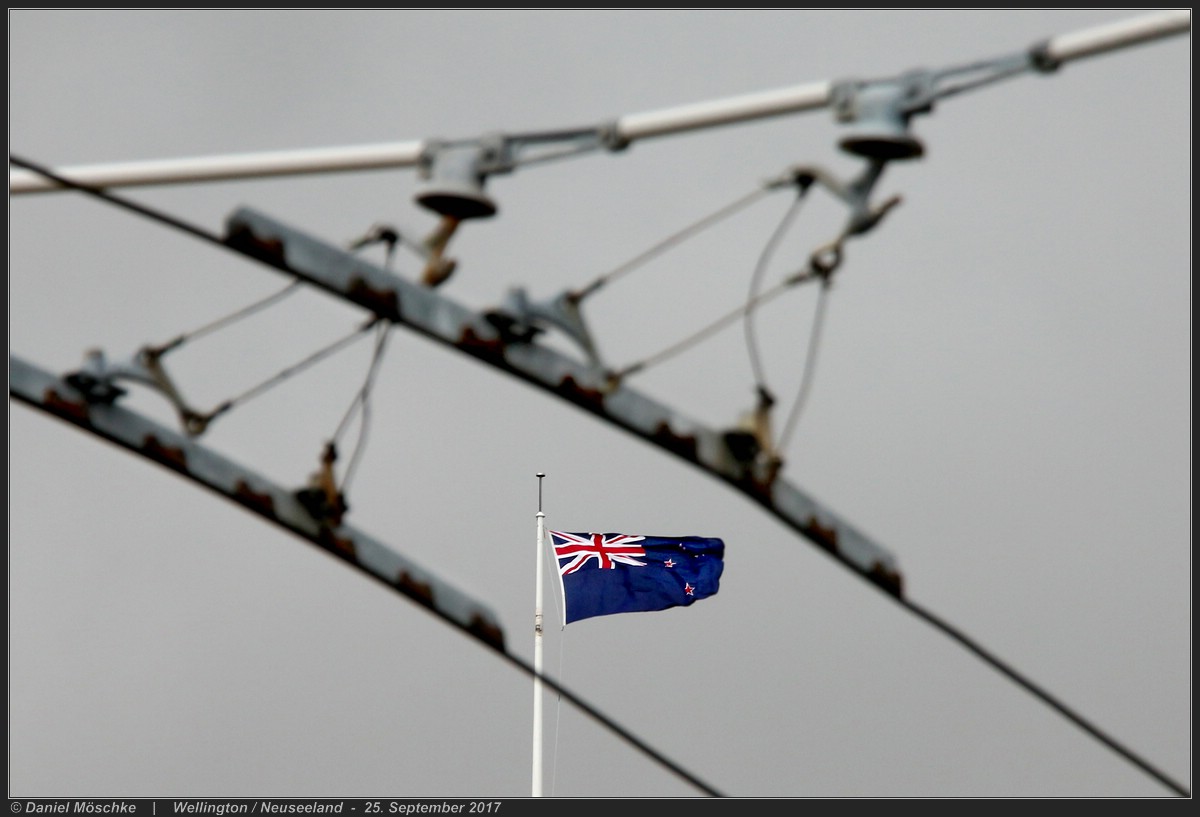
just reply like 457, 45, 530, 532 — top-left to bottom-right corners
614, 80, 833, 144
532, 472, 546, 798
1041, 9, 1190, 65
9, 11, 1187, 195
9, 140, 426, 194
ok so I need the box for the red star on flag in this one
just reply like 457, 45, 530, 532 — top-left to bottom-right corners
684, 582, 695, 596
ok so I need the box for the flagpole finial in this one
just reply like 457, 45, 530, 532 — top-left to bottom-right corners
536, 472, 545, 512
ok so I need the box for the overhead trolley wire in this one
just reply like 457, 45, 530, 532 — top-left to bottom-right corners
9, 154, 228, 248
902, 598, 1189, 798
9, 152, 1189, 798
8, 154, 387, 439
6, 153, 724, 797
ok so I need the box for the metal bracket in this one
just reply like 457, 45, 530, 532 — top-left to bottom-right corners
13, 353, 508, 651
485, 287, 606, 373
65, 346, 219, 437
294, 441, 348, 526
414, 128, 611, 221
222, 207, 906, 597
415, 136, 509, 220
348, 220, 458, 288
770, 161, 902, 278
831, 70, 935, 160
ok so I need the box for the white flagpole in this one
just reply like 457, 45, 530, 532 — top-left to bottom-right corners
532, 472, 546, 798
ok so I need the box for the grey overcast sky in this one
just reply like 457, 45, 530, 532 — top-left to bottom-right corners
9, 9, 1191, 799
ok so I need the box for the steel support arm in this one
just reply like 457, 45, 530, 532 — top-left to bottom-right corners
10, 354, 507, 652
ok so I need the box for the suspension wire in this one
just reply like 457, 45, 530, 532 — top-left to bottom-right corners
206, 317, 382, 423
572, 186, 772, 301
154, 280, 304, 354
348, 223, 402, 269
331, 321, 386, 442
12, 151, 1188, 798
929, 57, 1032, 103
744, 189, 810, 390
901, 597, 1190, 798
776, 278, 832, 453
7, 155, 386, 437
335, 319, 393, 494
612, 267, 820, 381
324, 227, 401, 494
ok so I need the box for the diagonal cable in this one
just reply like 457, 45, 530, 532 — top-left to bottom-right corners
744, 189, 809, 390
613, 267, 820, 381
335, 319, 393, 494
154, 281, 303, 354
776, 278, 832, 453
572, 186, 771, 301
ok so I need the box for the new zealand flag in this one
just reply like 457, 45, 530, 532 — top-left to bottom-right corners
549, 531, 725, 625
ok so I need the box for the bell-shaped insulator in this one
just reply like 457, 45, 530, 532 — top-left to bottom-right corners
837, 84, 925, 161
415, 145, 498, 220
839, 116, 924, 161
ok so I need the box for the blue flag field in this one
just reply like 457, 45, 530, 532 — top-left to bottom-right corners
549, 530, 725, 625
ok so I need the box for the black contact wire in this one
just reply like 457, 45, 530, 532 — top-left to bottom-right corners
13, 152, 1186, 799
12, 154, 306, 364
6, 152, 723, 797
11, 154, 228, 248
901, 596, 1190, 798
10, 154, 385, 431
